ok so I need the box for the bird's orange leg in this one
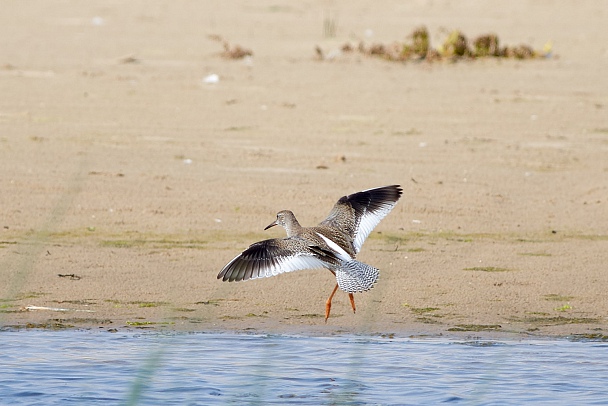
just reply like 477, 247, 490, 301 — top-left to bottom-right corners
325, 283, 340, 323
348, 293, 356, 314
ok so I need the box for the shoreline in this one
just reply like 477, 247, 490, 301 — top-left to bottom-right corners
1, 1, 607, 342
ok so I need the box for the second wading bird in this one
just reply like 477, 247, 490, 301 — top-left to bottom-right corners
217, 185, 402, 321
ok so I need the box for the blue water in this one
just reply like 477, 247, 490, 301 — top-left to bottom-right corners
1, 330, 607, 405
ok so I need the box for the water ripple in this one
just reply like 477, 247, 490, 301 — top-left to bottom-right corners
1, 331, 608, 405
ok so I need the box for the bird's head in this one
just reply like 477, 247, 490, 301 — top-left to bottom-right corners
264, 210, 301, 236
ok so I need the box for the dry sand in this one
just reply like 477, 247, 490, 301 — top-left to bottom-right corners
1, 1, 607, 339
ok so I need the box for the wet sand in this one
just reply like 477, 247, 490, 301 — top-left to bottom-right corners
1, 1, 607, 339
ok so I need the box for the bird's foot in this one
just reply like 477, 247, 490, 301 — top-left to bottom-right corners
348, 293, 356, 314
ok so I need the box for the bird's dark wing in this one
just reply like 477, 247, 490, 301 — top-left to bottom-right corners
319, 185, 402, 253
217, 237, 337, 282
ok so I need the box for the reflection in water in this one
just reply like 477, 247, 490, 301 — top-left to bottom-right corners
1, 331, 607, 405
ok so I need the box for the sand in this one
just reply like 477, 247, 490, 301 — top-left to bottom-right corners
1, 1, 607, 339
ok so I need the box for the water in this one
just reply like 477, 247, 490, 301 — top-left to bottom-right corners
1, 330, 607, 405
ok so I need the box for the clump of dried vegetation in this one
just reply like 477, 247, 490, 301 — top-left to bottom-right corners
209, 34, 253, 59
318, 26, 549, 62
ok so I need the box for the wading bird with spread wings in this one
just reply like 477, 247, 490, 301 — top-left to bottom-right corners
217, 185, 402, 321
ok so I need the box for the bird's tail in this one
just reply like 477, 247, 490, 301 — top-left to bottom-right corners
335, 260, 379, 293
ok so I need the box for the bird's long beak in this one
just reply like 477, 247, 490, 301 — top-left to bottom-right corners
264, 220, 278, 230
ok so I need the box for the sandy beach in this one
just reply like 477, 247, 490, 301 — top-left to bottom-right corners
1, 1, 607, 339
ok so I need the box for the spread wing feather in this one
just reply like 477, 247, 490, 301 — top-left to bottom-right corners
319, 185, 402, 253
217, 238, 336, 282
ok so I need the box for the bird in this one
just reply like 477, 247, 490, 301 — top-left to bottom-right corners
217, 185, 403, 321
